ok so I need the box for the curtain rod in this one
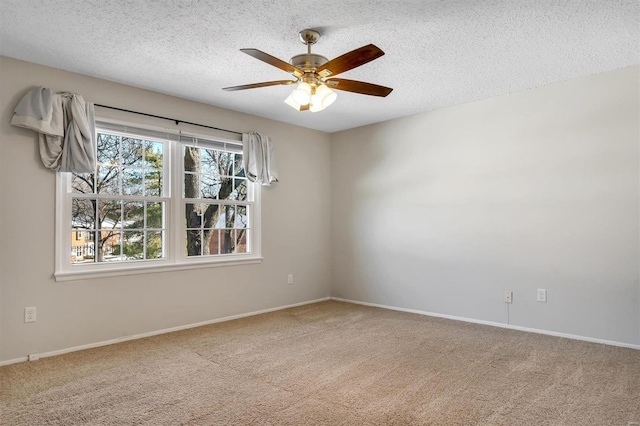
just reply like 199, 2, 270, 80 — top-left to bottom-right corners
94, 104, 243, 136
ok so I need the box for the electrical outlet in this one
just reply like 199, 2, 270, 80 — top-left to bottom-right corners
28, 353, 40, 361
287, 274, 293, 285
504, 291, 513, 304
537, 289, 547, 302
24, 306, 37, 323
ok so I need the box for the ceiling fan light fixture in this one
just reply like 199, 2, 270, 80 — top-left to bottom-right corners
225, 29, 392, 113
291, 82, 312, 105
287, 83, 337, 112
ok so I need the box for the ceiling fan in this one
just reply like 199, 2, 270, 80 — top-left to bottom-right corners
223, 29, 393, 112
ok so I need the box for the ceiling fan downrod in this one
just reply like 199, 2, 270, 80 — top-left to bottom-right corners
290, 29, 328, 76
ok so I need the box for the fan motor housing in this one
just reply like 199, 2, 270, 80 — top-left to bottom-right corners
290, 53, 328, 72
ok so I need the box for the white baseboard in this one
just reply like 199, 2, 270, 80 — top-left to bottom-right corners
1, 356, 29, 366
331, 297, 640, 350
3, 295, 636, 367
0, 297, 331, 367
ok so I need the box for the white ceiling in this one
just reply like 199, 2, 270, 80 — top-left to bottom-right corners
1, 0, 638, 133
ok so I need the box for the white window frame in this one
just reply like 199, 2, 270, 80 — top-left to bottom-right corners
54, 120, 262, 281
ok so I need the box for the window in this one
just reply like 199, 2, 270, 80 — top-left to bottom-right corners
69, 131, 167, 265
55, 121, 261, 280
183, 142, 249, 257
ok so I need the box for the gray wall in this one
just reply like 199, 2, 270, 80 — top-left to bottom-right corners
2, 57, 637, 363
0, 56, 332, 362
330, 66, 640, 345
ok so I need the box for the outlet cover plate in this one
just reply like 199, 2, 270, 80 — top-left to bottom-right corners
504, 291, 513, 304
25, 306, 37, 322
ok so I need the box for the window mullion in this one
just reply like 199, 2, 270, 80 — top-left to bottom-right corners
118, 134, 123, 196
182, 198, 252, 206
143, 201, 147, 261
71, 193, 169, 202
170, 140, 184, 263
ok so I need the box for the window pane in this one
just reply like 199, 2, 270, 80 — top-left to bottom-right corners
185, 203, 203, 228
223, 205, 235, 228
72, 173, 94, 194
217, 151, 233, 177
97, 165, 120, 195
122, 168, 143, 195
201, 174, 220, 199
201, 148, 219, 176
72, 198, 95, 229
146, 231, 164, 259
231, 179, 247, 201
145, 141, 163, 169
71, 228, 96, 264
146, 202, 163, 229
208, 205, 222, 229
123, 231, 144, 260
186, 202, 204, 258
184, 172, 199, 198
205, 229, 220, 255
200, 204, 219, 229
235, 205, 247, 228
121, 137, 143, 167
234, 153, 244, 177
184, 146, 198, 172
220, 229, 234, 254
99, 230, 121, 261
217, 177, 233, 200
186, 229, 202, 257
145, 170, 162, 196
123, 201, 144, 227
98, 199, 122, 232
236, 229, 248, 253
96, 133, 119, 165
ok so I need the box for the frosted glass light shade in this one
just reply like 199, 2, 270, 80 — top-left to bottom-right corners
285, 83, 337, 112
315, 84, 337, 107
291, 82, 312, 105
309, 103, 325, 112
309, 84, 337, 112
284, 93, 303, 110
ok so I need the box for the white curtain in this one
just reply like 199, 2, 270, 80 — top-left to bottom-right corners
11, 86, 96, 173
242, 132, 279, 186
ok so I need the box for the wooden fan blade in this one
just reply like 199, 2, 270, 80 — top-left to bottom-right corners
317, 44, 384, 77
240, 49, 303, 77
223, 80, 296, 91
325, 78, 393, 97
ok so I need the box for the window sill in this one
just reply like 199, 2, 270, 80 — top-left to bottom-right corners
54, 256, 263, 282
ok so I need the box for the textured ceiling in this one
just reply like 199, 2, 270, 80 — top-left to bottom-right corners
1, 0, 638, 133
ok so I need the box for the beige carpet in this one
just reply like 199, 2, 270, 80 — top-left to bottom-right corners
1, 301, 639, 425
